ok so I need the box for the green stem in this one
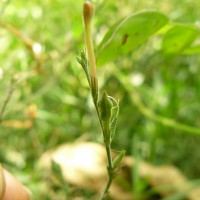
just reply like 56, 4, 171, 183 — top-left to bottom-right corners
85, 23, 96, 80
100, 167, 113, 200
83, 2, 115, 198
94, 102, 105, 134
94, 102, 113, 169
106, 145, 113, 170
99, 145, 113, 200
94, 102, 114, 200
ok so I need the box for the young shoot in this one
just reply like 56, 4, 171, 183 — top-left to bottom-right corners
77, 1, 125, 199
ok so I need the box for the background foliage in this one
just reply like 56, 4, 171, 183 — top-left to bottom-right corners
0, 0, 200, 199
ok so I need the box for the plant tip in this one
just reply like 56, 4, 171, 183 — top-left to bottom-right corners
83, 1, 94, 25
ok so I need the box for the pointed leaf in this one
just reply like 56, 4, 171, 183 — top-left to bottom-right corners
113, 150, 126, 169
97, 11, 169, 66
110, 102, 119, 140
110, 115, 118, 140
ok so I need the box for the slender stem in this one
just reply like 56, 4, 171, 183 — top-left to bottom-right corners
83, 2, 115, 199
94, 102, 113, 169
94, 102, 113, 168
100, 144, 114, 199
94, 103, 105, 133
100, 169, 113, 200
94, 102, 114, 200
84, 23, 96, 80
106, 145, 113, 170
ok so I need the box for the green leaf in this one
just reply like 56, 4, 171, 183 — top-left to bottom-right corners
96, 11, 169, 66
113, 150, 126, 169
161, 24, 199, 55
110, 115, 118, 140
110, 100, 119, 140
76, 49, 91, 86
183, 45, 200, 55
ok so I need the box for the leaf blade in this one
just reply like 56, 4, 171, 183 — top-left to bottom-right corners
97, 11, 169, 65
161, 24, 199, 55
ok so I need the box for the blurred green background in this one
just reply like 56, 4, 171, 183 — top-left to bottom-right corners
0, 0, 200, 199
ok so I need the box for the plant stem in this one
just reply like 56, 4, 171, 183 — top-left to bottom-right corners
94, 103, 105, 132
94, 102, 114, 200
106, 145, 113, 170
94, 103, 113, 169
100, 163, 113, 199
99, 145, 114, 200
82, 2, 115, 198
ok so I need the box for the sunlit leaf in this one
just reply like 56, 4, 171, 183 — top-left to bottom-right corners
183, 45, 200, 55
161, 24, 199, 55
96, 11, 169, 66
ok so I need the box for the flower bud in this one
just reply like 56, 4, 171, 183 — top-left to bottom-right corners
98, 91, 112, 122
82, 1, 97, 89
83, 1, 95, 26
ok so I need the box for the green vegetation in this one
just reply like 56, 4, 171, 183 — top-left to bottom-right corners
0, 0, 200, 199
